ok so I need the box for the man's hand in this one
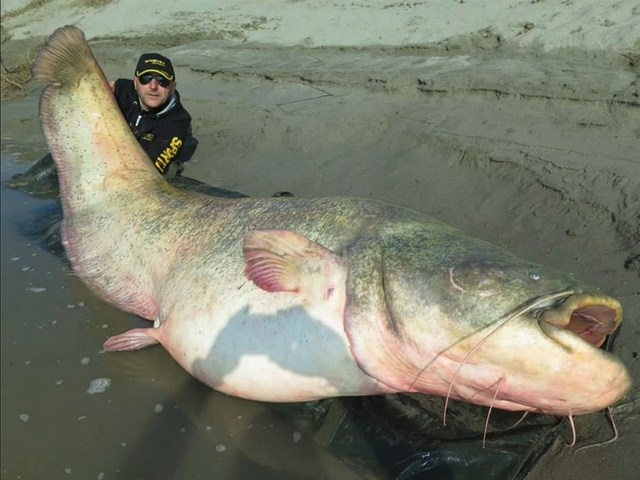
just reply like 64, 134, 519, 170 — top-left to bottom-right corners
108, 80, 115, 93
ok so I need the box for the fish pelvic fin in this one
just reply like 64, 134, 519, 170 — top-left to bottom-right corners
243, 230, 344, 301
32, 26, 96, 87
104, 328, 160, 352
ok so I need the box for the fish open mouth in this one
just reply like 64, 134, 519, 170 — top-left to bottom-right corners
534, 293, 622, 348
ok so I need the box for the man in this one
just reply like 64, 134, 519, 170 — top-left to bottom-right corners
7, 52, 197, 197
110, 53, 197, 176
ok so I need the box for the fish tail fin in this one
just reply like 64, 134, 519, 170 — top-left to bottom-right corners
32, 25, 95, 86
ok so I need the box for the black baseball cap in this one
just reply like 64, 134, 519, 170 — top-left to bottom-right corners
135, 53, 175, 82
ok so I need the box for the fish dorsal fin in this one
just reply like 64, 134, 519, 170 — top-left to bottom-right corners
243, 230, 343, 299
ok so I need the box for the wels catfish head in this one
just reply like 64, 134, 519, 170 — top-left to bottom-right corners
345, 224, 632, 416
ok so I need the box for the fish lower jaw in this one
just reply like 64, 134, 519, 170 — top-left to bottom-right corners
415, 369, 626, 415
451, 393, 537, 413
400, 368, 534, 412
496, 375, 631, 416
445, 391, 615, 416
533, 402, 617, 417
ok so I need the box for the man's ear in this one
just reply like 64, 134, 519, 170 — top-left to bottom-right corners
171, 82, 177, 94
133, 76, 139, 91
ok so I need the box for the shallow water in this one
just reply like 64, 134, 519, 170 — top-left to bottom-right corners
0, 148, 585, 480
0, 152, 375, 480
1, 151, 362, 480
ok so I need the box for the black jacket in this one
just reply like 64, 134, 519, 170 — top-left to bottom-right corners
114, 79, 195, 174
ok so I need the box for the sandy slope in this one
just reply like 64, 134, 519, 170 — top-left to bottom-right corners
1, 1, 639, 479
2, 0, 640, 51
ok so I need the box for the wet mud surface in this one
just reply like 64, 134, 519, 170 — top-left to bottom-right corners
2, 30, 640, 480
0, 152, 563, 480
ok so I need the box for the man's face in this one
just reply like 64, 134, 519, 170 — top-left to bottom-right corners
134, 75, 176, 111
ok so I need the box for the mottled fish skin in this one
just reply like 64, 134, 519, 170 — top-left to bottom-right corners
33, 26, 631, 413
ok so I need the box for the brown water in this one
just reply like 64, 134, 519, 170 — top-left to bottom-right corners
0, 150, 567, 480
1, 150, 382, 480
2, 145, 634, 480
0, 152, 526, 480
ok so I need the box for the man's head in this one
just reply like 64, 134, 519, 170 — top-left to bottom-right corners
133, 53, 177, 111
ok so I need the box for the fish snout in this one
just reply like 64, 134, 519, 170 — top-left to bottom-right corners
533, 293, 631, 414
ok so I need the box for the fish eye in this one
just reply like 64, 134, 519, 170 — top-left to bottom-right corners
530, 272, 541, 281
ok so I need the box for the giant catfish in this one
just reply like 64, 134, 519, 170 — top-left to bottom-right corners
33, 26, 630, 422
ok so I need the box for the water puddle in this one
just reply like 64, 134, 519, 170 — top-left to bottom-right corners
1, 148, 562, 480
2, 151, 362, 480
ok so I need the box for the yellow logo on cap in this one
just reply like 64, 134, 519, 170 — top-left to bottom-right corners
145, 59, 166, 67
136, 67, 174, 81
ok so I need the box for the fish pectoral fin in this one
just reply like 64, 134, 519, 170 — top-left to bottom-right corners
103, 328, 160, 352
243, 229, 343, 298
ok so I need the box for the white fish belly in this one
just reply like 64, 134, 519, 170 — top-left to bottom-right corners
159, 290, 383, 402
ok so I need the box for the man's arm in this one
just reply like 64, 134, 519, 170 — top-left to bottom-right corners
144, 117, 192, 174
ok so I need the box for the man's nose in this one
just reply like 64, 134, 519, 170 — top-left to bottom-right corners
148, 79, 159, 90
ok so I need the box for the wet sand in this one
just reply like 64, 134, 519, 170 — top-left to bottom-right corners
1, 1, 639, 479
